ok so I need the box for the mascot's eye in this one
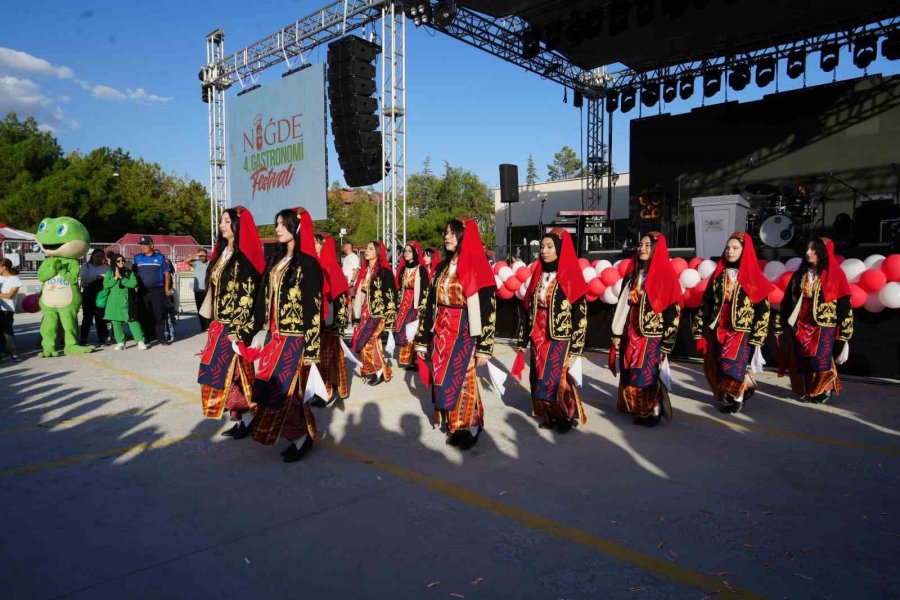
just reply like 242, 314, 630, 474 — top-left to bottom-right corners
38, 221, 47, 233
56, 224, 68, 236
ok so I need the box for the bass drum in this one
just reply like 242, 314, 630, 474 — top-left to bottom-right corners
759, 213, 795, 248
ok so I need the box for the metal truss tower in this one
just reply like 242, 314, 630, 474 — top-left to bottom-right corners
380, 3, 406, 265
205, 29, 227, 246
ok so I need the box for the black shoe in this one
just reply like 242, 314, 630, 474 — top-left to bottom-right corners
811, 391, 832, 404
744, 387, 756, 402
643, 412, 662, 428
556, 419, 574, 434
446, 431, 466, 447
280, 444, 293, 457
719, 401, 737, 414
538, 420, 555, 430
232, 421, 253, 440
457, 430, 480, 450
730, 401, 744, 414
367, 373, 385, 386
282, 435, 313, 463
221, 423, 240, 437
163, 339, 173, 346
311, 398, 327, 408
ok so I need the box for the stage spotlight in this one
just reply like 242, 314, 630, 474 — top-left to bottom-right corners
755, 57, 775, 87
522, 27, 540, 59
574, 89, 584, 108
853, 34, 877, 69
636, 0, 654, 27
662, 78, 678, 103
641, 83, 659, 107
606, 91, 619, 113
621, 87, 636, 113
609, 2, 629, 37
703, 68, 721, 98
884, 31, 900, 61
679, 75, 695, 100
820, 41, 840, 72
434, 1, 457, 25
728, 64, 750, 91
412, 2, 433, 26
661, 0, 688, 19
787, 49, 805, 79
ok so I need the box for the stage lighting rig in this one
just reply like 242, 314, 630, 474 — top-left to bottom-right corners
641, 82, 659, 107
787, 48, 805, 79
606, 91, 619, 113
820, 41, 840, 72
703, 68, 721, 97
728, 63, 750, 91
755, 57, 775, 87
433, 0, 457, 25
408, 2, 433, 27
853, 34, 877, 69
621, 87, 636, 112
522, 27, 540, 59
885, 31, 900, 61
662, 78, 678, 103
679, 75, 694, 100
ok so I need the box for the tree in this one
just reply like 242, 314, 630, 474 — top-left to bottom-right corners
526, 153, 538, 188
547, 145, 585, 181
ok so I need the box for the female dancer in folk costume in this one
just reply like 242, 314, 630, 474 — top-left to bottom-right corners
775, 237, 853, 404
251, 207, 324, 463
514, 228, 588, 433
351, 241, 398, 386
415, 217, 497, 450
394, 241, 430, 369
423, 247, 441, 282
609, 232, 682, 428
314, 233, 351, 404
197, 206, 265, 439
693, 232, 772, 414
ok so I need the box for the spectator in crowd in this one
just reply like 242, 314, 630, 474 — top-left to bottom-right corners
0, 258, 22, 362
79, 248, 111, 346
179, 249, 210, 332
341, 241, 360, 288
103, 253, 146, 351
133, 236, 171, 345
163, 258, 177, 343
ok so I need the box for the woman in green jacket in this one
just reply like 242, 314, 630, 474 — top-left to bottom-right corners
103, 253, 146, 350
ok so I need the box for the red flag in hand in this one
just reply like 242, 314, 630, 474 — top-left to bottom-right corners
236, 341, 261, 362
608, 345, 618, 377
417, 354, 431, 389
695, 337, 709, 356
510, 350, 526, 381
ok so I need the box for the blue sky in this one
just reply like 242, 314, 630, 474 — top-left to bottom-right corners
2, 0, 898, 191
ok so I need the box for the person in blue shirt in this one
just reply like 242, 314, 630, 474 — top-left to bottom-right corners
133, 236, 172, 345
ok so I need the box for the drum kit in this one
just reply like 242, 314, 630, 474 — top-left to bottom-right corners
745, 182, 820, 248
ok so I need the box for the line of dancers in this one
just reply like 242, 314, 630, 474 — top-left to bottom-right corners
196, 205, 855, 462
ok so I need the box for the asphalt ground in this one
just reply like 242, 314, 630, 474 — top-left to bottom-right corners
1, 311, 898, 600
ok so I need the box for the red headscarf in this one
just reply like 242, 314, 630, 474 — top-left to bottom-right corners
318, 233, 349, 318
524, 228, 588, 309
289, 206, 318, 260
711, 231, 773, 304
427, 247, 441, 279
627, 232, 683, 313
453, 217, 496, 299
395, 240, 426, 285
818, 237, 851, 302
209, 205, 266, 274
355, 240, 391, 295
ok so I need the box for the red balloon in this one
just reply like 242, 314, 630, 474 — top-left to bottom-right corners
777, 270, 794, 290
493, 261, 508, 274
586, 293, 599, 303
22, 293, 41, 313
591, 259, 601, 269
497, 286, 515, 300
617, 258, 634, 276
849, 284, 867, 308
504, 277, 522, 292
578, 258, 591, 270
768, 287, 784, 307
670, 257, 688, 275
684, 287, 701, 309
694, 277, 710, 295
600, 267, 621, 286
515, 267, 531, 282
882, 254, 900, 282
858, 268, 887, 293
588, 278, 606, 297
688, 257, 703, 269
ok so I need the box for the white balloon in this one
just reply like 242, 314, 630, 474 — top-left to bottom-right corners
594, 259, 612, 276
613, 259, 622, 268
864, 254, 886, 269
879, 282, 900, 309
679, 268, 701, 289
582, 267, 596, 283
494, 275, 503, 289
697, 259, 718, 279
841, 258, 866, 284
864, 291, 886, 313
602, 287, 619, 304
511, 260, 527, 273
524, 277, 532, 290
515, 284, 527, 300
764, 261, 787, 282
498, 266, 513, 282
784, 257, 803, 271
613, 279, 623, 296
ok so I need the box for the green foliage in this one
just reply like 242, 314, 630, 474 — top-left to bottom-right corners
526, 153, 538, 188
0, 112, 209, 241
547, 145, 586, 181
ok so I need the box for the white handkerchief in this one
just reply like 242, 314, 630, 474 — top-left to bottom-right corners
660, 354, 673, 392
385, 331, 396, 354
303, 363, 328, 403
569, 357, 583, 387
339, 337, 363, 369
405, 319, 419, 342
836, 341, 849, 365
486, 361, 508, 398
750, 345, 766, 373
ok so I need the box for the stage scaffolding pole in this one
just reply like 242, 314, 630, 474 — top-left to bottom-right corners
382, 2, 406, 268
205, 30, 227, 247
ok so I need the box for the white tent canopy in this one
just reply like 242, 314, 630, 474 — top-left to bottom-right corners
0, 224, 36, 241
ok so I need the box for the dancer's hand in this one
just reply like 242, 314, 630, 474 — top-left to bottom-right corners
417, 350, 427, 360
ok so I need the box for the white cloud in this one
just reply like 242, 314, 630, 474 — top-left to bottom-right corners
90, 83, 126, 100
87, 83, 172, 103
0, 47, 74, 79
0, 75, 79, 132
125, 88, 173, 103
38, 123, 56, 134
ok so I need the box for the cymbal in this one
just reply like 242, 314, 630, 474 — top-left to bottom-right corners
745, 182, 778, 196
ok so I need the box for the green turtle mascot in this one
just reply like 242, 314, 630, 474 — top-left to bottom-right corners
35, 216, 95, 356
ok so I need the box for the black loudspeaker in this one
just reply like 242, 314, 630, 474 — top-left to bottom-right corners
499, 164, 519, 203
327, 36, 383, 188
